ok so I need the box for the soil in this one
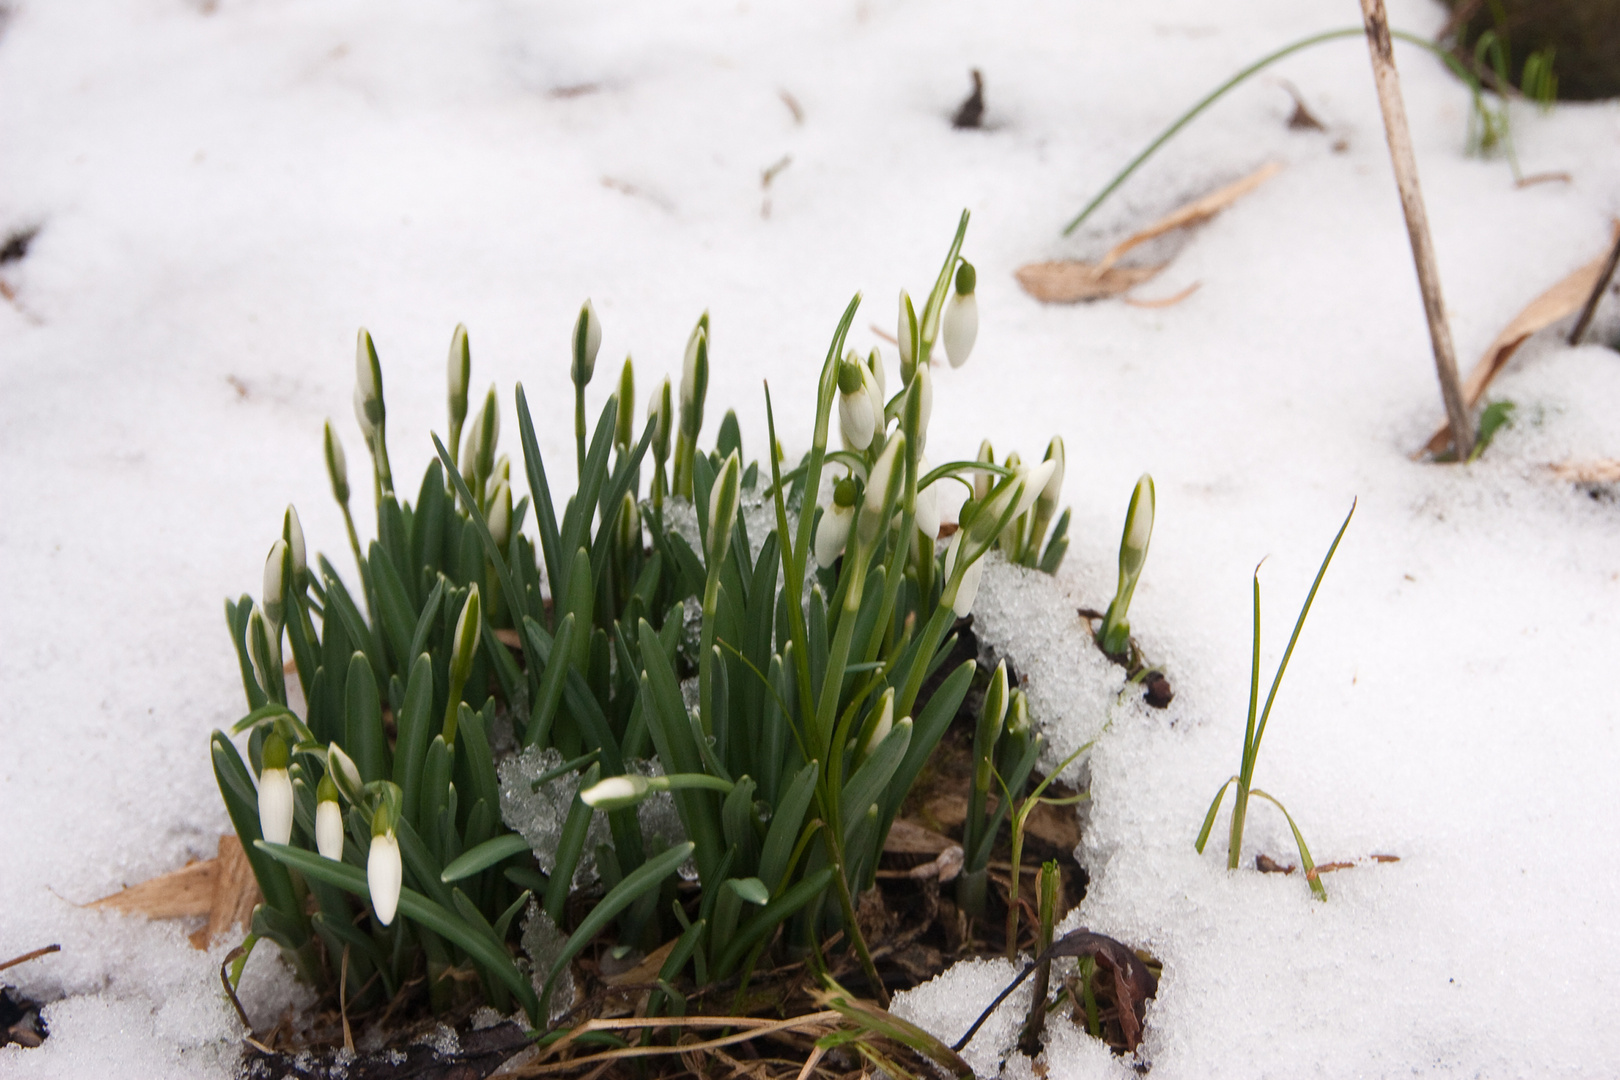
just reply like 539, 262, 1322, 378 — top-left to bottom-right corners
1446, 0, 1620, 100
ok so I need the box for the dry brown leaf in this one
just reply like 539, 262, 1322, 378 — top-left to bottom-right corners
599, 938, 678, 987
1548, 459, 1620, 484
1423, 224, 1620, 458
90, 859, 216, 919
1015, 262, 1164, 303
89, 836, 260, 949
1018, 162, 1279, 305
1095, 161, 1282, 274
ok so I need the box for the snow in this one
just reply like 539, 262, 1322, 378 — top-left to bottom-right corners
3, 0, 1620, 1077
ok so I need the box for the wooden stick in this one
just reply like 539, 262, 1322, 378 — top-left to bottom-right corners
1568, 227, 1620, 346
1359, 0, 1476, 459
0, 944, 60, 975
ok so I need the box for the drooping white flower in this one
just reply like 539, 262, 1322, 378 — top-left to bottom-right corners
914, 457, 941, 541
943, 293, 978, 369
858, 435, 906, 547
837, 356, 878, 450
367, 822, 402, 927
315, 774, 344, 861
257, 734, 294, 847
581, 774, 651, 811
815, 478, 857, 567
944, 531, 985, 618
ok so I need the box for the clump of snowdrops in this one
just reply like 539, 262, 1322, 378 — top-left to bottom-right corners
215, 212, 1084, 1026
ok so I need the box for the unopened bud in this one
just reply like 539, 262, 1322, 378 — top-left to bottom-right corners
315, 773, 344, 861
580, 774, 651, 811
263, 540, 288, 630
815, 478, 857, 567
572, 300, 603, 389
897, 290, 919, 384
614, 357, 635, 449
353, 329, 384, 438
867, 348, 887, 403
707, 452, 741, 568
858, 434, 905, 547
367, 814, 401, 926
327, 742, 364, 803
488, 480, 513, 552
282, 506, 307, 589
448, 324, 470, 429
680, 314, 710, 440
451, 585, 483, 687
649, 376, 673, 465
324, 421, 350, 506
837, 356, 878, 451
258, 733, 293, 847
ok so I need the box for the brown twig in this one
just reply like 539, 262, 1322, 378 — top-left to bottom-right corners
219, 945, 254, 1031
0, 944, 59, 975
1568, 228, 1620, 346
1359, 0, 1475, 460
515, 1013, 844, 1077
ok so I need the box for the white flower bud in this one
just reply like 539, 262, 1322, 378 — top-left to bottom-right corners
858, 434, 905, 547
648, 376, 673, 464
915, 458, 941, 540
353, 329, 384, 438
866, 348, 887, 403
680, 315, 710, 439
315, 774, 344, 861
447, 324, 470, 427
488, 480, 513, 552
815, 479, 857, 567
1013, 459, 1058, 520
897, 290, 919, 382
367, 823, 401, 927
973, 440, 995, 503
943, 262, 978, 368
324, 421, 350, 506
862, 689, 895, 757
944, 531, 985, 618
580, 774, 651, 810
257, 734, 293, 847
451, 585, 483, 688
707, 452, 742, 568
283, 506, 307, 586
914, 364, 933, 447
572, 300, 603, 388
263, 539, 288, 629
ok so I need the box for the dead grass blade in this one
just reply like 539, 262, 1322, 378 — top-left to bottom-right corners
511, 1013, 844, 1078
1018, 162, 1278, 305
1095, 161, 1281, 275
1421, 224, 1620, 458
1122, 282, 1202, 309
1548, 459, 1620, 484
0, 945, 60, 975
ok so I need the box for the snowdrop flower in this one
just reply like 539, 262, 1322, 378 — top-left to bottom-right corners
324, 421, 350, 507
614, 357, 635, 449
815, 477, 857, 567
581, 774, 651, 811
262, 539, 288, 631
973, 440, 995, 503
447, 323, 470, 432
648, 376, 673, 466
680, 314, 709, 441
858, 434, 906, 547
472, 385, 499, 481
914, 457, 941, 540
866, 347, 887, 404
451, 585, 482, 690
368, 810, 402, 927
1121, 473, 1155, 578
315, 774, 344, 861
246, 605, 280, 696
943, 529, 985, 618
707, 452, 741, 568
257, 734, 293, 847
572, 300, 603, 389
897, 290, 920, 383
327, 742, 363, 803
861, 689, 895, 758
1013, 459, 1058, 520
943, 261, 978, 368
913, 364, 933, 449
353, 329, 384, 439
488, 480, 513, 552
282, 506, 307, 590
837, 354, 879, 450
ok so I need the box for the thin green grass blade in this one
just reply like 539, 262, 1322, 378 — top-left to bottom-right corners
1250, 788, 1327, 901
1195, 776, 1238, 854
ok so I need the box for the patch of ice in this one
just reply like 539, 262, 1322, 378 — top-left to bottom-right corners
521, 903, 575, 1023
497, 745, 608, 885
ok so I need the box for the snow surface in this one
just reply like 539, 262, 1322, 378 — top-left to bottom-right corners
3, 0, 1620, 1076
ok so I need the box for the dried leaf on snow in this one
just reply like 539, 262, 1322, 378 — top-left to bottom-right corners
1017, 161, 1280, 304
1548, 459, 1620, 485
89, 835, 262, 949
1422, 224, 1620, 458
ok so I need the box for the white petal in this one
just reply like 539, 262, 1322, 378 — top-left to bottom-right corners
368, 832, 402, 927
1014, 461, 1058, 520
258, 768, 294, 847
915, 481, 941, 541
316, 800, 345, 861
953, 556, 984, 618
838, 388, 876, 450
815, 504, 853, 567
943, 292, 978, 368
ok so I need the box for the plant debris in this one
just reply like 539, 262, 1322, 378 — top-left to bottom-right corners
952, 69, 984, 129
242, 1019, 532, 1080
1017, 162, 1280, 303
1421, 223, 1620, 458
0, 945, 58, 1049
0, 224, 38, 265
88, 835, 261, 949
1280, 80, 1327, 130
